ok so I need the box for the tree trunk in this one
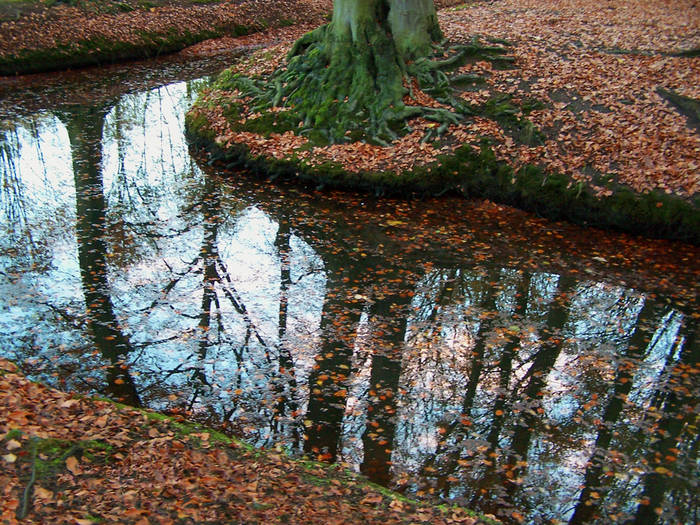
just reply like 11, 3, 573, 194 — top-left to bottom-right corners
227, 0, 446, 144
64, 105, 141, 407
330, 0, 440, 61
387, 0, 442, 60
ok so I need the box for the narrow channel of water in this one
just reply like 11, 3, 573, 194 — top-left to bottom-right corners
0, 56, 698, 524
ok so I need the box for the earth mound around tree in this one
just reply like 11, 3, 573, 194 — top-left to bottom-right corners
186, 0, 700, 244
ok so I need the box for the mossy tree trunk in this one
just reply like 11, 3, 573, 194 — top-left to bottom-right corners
285, 0, 442, 141
230, 0, 456, 144
213, 0, 514, 145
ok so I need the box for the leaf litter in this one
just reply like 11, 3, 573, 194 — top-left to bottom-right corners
191, 0, 698, 199
0, 359, 492, 524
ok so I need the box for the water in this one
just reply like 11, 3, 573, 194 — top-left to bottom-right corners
1, 55, 698, 524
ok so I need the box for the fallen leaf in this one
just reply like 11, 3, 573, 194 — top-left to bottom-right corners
66, 455, 81, 475
6, 439, 21, 451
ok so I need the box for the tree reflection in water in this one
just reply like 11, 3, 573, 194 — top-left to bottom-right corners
0, 74, 697, 524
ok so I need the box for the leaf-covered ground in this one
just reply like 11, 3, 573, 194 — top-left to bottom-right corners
0, 359, 494, 524
190, 0, 699, 200
0, 0, 331, 56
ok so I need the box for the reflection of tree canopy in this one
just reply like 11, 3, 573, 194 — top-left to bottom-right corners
0, 116, 69, 268
0, 74, 697, 525
101, 83, 209, 268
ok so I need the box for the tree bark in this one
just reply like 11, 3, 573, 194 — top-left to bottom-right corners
227, 0, 446, 144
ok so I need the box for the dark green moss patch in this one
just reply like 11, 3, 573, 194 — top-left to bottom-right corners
5, 432, 115, 478
673, 47, 700, 57
236, 110, 300, 136
477, 93, 544, 146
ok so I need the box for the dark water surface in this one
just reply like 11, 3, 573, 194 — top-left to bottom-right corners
1, 55, 698, 524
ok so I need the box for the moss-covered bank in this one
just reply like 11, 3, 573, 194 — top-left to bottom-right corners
0, 26, 246, 75
186, 109, 700, 245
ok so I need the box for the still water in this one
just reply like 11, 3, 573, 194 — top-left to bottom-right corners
0, 55, 698, 524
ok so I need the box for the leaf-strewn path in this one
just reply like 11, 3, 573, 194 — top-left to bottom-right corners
0, 359, 491, 524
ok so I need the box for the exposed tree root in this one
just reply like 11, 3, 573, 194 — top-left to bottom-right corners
215, 25, 512, 145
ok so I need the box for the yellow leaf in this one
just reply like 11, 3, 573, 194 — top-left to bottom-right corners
2, 453, 17, 463
6, 439, 21, 451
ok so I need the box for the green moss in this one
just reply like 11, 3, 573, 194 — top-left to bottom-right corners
78, 515, 104, 524
184, 110, 217, 142
0, 25, 252, 75
478, 93, 544, 146
3, 428, 23, 440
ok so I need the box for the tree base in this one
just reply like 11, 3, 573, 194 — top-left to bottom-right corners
210, 24, 514, 146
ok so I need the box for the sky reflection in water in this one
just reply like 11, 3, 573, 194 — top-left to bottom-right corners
0, 70, 697, 524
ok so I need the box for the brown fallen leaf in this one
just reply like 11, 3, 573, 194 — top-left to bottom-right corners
65, 455, 81, 476
34, 486, 54, 500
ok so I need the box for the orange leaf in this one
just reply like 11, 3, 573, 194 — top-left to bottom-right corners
65, 455, 81, 476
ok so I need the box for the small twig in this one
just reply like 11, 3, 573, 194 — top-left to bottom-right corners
17, 438, 38, 520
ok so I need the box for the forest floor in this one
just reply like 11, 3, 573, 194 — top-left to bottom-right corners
0, 359, 495, 524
